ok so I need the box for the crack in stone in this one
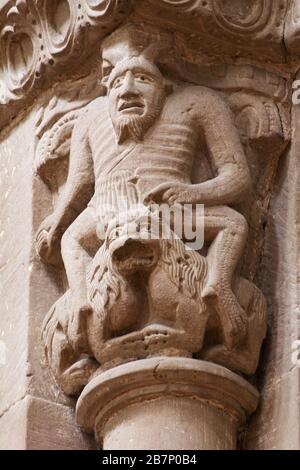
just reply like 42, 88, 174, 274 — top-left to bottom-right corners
0, 393, 27, 420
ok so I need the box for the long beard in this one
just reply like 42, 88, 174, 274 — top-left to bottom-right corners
114, 105, 162, 144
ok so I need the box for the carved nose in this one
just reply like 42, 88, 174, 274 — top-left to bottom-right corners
119, 72, 137, 97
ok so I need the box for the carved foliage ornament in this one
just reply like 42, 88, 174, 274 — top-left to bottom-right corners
0, 0, 292, 130
147, 0, 275, 33
0, 0, 131, 103
139, 0, 288, 47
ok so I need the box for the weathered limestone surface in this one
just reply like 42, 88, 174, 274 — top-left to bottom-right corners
0, 99, 96, 448
76, 357, 259, 450
246, 105, 300, 450
0, 0, 299, 450
0, 395, 96, 450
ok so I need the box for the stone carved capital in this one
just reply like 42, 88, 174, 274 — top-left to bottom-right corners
32, 19, 289, 415
0, 1, 295, 451
0, 0, 297, 130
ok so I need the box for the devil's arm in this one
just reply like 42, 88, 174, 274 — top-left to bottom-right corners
51, 109, 95, 235
192, 87, 251, 206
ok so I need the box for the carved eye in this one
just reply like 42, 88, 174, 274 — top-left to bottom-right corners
111, 76, 123, 89
135, 73, 153, 84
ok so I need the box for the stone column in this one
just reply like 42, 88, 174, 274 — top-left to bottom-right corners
76, 358, 258, 450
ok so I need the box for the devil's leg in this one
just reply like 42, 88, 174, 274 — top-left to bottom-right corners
202, 205, 248, 349
61, 207, 100, 352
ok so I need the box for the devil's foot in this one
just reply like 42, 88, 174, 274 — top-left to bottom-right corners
202, 284, 248, 349
223, 307, 248, 350
62, 357, 99, 396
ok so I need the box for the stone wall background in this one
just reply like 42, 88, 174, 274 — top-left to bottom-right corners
0, 100, 96, 449
247, 106, 300, 450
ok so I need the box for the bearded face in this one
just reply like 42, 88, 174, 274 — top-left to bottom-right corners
107, 58, 167, 144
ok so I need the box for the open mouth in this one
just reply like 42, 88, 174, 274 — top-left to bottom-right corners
116, 255, 156, 272
118, 101, 144, 113
113, 240, 157, 272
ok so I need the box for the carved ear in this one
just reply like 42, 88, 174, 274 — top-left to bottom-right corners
101, 59, 113, 86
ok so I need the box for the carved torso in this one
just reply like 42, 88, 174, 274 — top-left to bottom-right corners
86, 89, 199, 213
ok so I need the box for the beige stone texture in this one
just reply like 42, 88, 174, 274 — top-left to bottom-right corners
76, 357, 258, 450
246, 105, 300, 450
0, 0, 299, 451
0, 395, 95, 450
0, 100, 97, 449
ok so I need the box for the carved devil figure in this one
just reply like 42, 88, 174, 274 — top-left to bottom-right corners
35, 34, 267, 395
